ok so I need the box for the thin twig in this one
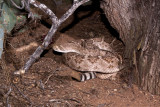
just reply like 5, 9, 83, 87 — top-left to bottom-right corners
49, 99, 72, 107
4, 87, 12, 107
12, 83, 33, 105
4, 87, 12, 98
44, 68, 60, 85
37, 80, 45, 90
10, 0, 24, 9
6, 97, 11, 107
67, 98, 81, 103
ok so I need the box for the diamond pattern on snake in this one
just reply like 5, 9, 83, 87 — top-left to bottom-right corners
53, 34, 124, 82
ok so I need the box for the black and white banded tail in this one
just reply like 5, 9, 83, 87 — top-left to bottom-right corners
80, 72, 96, 82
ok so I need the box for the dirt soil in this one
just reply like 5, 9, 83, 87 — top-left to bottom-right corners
0, 3, 160, 107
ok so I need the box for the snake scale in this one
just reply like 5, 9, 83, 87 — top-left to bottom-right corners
53, 34, 125, 81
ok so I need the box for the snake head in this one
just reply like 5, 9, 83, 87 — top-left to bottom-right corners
53, 34, 81, 53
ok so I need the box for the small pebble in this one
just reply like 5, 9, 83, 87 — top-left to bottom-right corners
113, 89, 117, 91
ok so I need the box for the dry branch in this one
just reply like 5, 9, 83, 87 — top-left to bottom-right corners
10, 0, 90, 74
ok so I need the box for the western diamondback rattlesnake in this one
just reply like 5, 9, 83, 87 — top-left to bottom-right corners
53, 34, 124, 81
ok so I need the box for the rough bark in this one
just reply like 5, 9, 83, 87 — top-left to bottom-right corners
101, 0, 160, 94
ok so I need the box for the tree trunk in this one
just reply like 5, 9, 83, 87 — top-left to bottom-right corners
101, 0, 160, 95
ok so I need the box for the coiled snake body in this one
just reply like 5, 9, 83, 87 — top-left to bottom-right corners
53, 34, 124, 81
